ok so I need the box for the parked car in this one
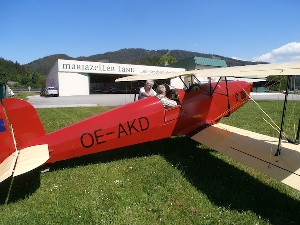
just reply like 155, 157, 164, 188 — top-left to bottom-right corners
42, 87, 59, 97
282, 89, 299, 94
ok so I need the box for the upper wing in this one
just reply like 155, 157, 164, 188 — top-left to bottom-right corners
191, 61, 300, 78
115, 70, 195, 82
191, 123, 300, 191
115, 61, 300, 82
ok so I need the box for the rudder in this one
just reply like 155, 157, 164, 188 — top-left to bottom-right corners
0, 101, 17, 182
2, 98, 46, 150
0, 98, 49, 182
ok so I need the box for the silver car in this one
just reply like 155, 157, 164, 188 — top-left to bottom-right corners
44, 87, 59, 97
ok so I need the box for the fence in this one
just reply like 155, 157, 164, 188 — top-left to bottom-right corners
12, 88, 41, 93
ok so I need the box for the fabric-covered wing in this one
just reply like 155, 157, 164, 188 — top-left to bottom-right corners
115, 70, 195, 82
115, 61, 300, 82
191, 123, 300, 191
190, 61, 300, 78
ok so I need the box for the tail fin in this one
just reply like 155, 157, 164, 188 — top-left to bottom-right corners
2, 98, 46, 150
0, 98, 49, 183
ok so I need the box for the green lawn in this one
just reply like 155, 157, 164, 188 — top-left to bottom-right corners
0, 100, 300, 225
14, 91, 39, 100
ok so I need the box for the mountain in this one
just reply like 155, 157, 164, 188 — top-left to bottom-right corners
24, 54, 73, 76
25, 48, 259, 76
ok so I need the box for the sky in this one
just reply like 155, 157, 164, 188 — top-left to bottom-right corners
1, 0, 300, 65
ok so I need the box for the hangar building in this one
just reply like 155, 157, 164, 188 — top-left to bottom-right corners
170, 56, 227, 70
47, 59, 185, 96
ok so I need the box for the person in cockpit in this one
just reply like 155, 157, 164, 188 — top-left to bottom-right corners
138, 80, 157, 100
156, 85, 177, 108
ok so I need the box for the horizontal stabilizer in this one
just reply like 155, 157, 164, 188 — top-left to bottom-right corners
13, 144, 49, 177
191, 123, 300, 191
0, 151, 18, 183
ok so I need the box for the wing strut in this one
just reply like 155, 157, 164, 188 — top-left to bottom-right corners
276, 75, 292, 156
206, 76, 222, 96
225, 77, 231, 117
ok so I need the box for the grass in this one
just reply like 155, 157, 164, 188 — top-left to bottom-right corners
1, 100, 300, 224
37, 106, 116, 132
222, 100, 300, 139
14, 91, 39, 100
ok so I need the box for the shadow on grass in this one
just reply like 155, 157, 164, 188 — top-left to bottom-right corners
0, 169, 40, 204
158, 137, 300, 225
1, 136, 299, 224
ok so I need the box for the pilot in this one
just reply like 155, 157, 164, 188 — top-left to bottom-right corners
138, 80, 157, 100
156, 85, 177, 108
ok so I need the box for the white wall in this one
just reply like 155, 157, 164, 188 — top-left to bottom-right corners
57, 59, 184, 75
58, 72, 89, 96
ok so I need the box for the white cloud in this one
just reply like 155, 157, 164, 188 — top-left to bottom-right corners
252, 42, 300, 63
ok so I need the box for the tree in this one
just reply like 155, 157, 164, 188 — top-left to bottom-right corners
0, 70, 8, 85
266, 75, 296, 92
133, 55, 178, 67
159, 55, 177, 66
133, 56, 161, 66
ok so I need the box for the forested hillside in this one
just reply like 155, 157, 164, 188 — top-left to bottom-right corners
0, 58, 45, 88
1, 48, 265, 89
26, 54, 73, 76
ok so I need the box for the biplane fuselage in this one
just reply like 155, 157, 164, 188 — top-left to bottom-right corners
14, 80, 250, 163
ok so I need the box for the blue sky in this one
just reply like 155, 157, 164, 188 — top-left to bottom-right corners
1, 0, 300, 65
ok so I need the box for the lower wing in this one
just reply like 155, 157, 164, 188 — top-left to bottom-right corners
190, 123, 300, 191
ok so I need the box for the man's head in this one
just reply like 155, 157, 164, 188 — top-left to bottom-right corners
145, 80, 154, 91
156, 85, 166, 95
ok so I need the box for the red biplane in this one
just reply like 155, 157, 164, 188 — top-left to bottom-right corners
1, 62, 300, 191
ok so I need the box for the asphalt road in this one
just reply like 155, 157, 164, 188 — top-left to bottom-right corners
250, 92, 300, 101
27, 94, 137, 108
27, 93, 300, 108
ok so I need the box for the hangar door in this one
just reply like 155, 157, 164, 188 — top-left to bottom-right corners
89, 73, 141, 94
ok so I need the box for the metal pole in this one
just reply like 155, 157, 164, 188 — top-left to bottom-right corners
275, 75, 291, 156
